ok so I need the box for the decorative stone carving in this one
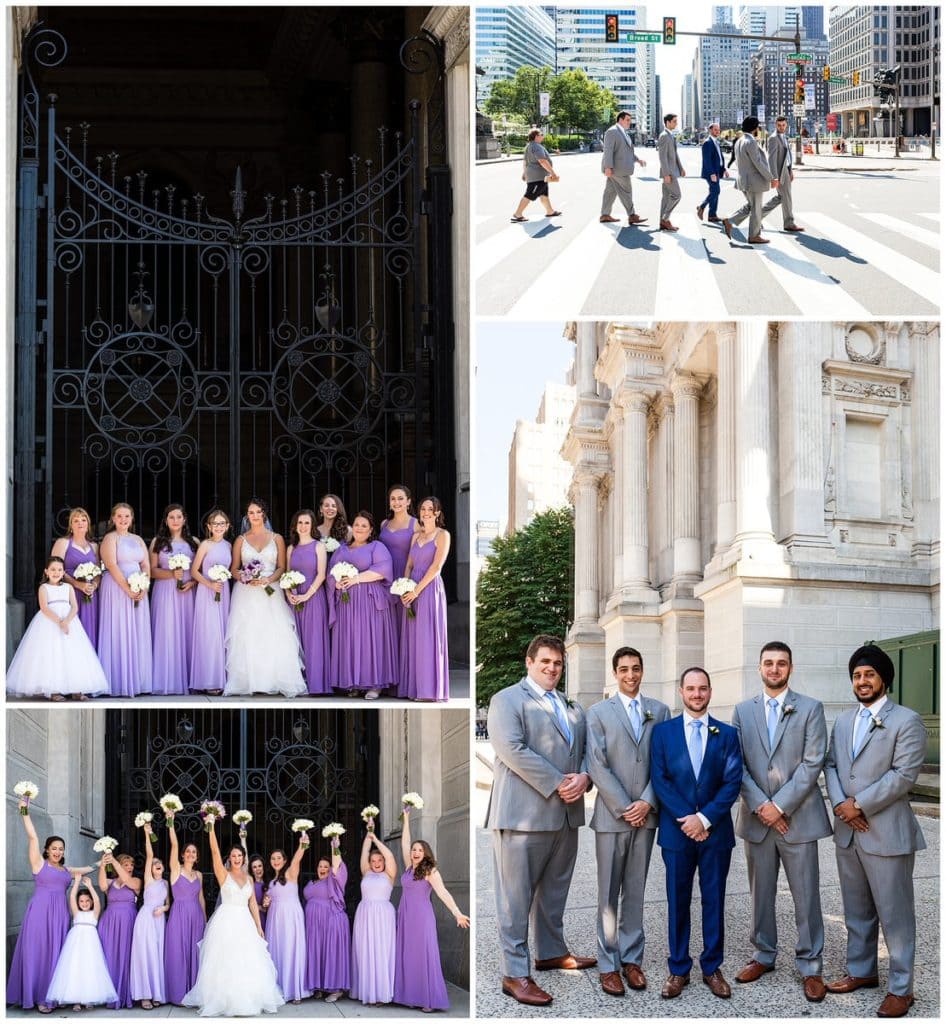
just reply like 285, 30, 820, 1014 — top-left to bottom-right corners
845, 325, 884, 364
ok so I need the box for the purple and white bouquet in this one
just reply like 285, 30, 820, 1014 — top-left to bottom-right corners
14, 780, 39, 815
167, 553, 192, 591
73, 561, 102, 602
233, 809, 253, 838
199, 800, 226, 832
159, 793, 183, 826
135, 811, 156, 842
390, 577, 418, 618
279, 570, 307, 613
238, 559, 274, 596
292, 818, 315, 848
401, 791, 424, 820
361, 804, 380, 833
127, 571, 150, 608
330, 561, 359, 602
207, 564, 232, 602
93, 835, 119, 874
321, 822, 346, 855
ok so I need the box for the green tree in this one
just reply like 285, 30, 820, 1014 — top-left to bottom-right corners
476, 506, 575, 706
483, 65, 554, 123
549, 69, 617, 135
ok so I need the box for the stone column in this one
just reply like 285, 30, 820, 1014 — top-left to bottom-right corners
715, 327, 737, 554
620, 390, 654, 591
577, 321, 598, 398
572, 469, 602, 623
671, 374, 703, 581
609, 411, 624, 589
734, 323, 776, 547
911, 324, 938, 555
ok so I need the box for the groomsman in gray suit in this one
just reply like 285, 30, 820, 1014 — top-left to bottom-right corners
721, 116, 777, 244
599, 111, 648, 226
657, 112, 685, 231
824, 645, 927, 1019
586, 647, 670, 997
731, 642, 832, 1002
762, 116, 805, 232
486, 634, 595, 1007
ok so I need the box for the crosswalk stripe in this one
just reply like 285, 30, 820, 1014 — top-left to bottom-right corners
859, 212, 941, 250
800, 211, 941, 303
475, 219, 555, 278
654, 214, 729, 318
506, 220, 619, 318
917, 213, 940, 223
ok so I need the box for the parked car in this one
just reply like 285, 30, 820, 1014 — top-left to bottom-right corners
720, 139, 734, 152
645, 138, 656, 148
588, 138, 603, 152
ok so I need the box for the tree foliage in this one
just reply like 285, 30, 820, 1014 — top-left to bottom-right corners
483, 65, 554, 122
484, 66, 617, 134
476, 506, 575, 707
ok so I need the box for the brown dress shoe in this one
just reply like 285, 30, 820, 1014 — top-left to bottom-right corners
703, 969, 732, 998
659, 220, 679, 231
783, 225, 805, 232
623, 963, 646, 990
599, 971, 625, 997
877, 993, 915, 1018
696, 204, 706, 220
628, 214, 648, 224
747, 236, 770, 244
661, 973, 690, 999
804, 976, 827, 1002
735, 960, 774, 983
721, 218, 733, 238
501, 976, 553, 1006
707, 215, 722, 223
826, 975, 880, 994
599, 215, 620, 223
534, 953, 597, 971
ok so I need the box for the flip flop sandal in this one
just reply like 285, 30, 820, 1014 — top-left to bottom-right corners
510, 215, 526, 222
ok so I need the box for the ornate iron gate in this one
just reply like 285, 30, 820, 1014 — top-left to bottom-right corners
106, 709, 379, 907
14, 26, 456, 607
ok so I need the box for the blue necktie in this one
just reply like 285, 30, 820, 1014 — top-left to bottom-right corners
628, 699, 642, 741
688, 720, 703, 779
546, 692, 571, 743
767, 698, 779, 748
852, 707, 872, 757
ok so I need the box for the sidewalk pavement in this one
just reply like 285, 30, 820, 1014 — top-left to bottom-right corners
474, 743, 940, 1019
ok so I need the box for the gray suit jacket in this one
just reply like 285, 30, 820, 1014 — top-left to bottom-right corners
486, 677, 589, 831
601, 124, 639, 175
767, 133, 792, 180
586, 694, 670, 832
733, 688, 832, 844
824, 700, 927, 856
734, 132, 772, 193
657, 129, 683, 178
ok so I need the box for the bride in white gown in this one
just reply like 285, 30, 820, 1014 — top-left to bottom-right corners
224, 499, 306, 697
183, 819, 284, 1017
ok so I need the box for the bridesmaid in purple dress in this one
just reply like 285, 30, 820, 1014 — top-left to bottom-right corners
399, 497, 452, 702
315, 492, 353, 545
7, 802, 86, 1012
130, 822, 169, 1009
303, 846, 351, 1001
393, 808, 469, 1011
263, 836, 310, 1003
350, 832, 397, 1005
286, 509, 331, 694
150, 504, 198, 695
379, 484, 418, 632
164, 815, 206, 1004
249, 855, 268, 930
51, 506, 101, 650
326, 511, 398, 700
97, 850, 142, 1009
189, 509, 232, 694
97, 502, 153, 695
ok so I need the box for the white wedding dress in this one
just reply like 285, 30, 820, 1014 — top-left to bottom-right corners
182, 875, 284, 1017
224, 536, 306, 697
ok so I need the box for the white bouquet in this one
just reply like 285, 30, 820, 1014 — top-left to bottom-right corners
127, 571, 150, 608
200, 800, 226, 832
167, 553, 192, 590
401, 791, 424, 819
207, 564, 232, 602
73, 561, 102, 602
361, 804, 380, 832
330, 561, 359, 603
390, 577, 418, 618
321, 821, 346, 854
292, 818, 315, 848
14, 780, 39, 815
135, 811, 156, 842
279, 570, 307, 613
321, 537, 340, 553
93, 835, 119, 874
159, 793, 183, 826
233, 809, 253, 837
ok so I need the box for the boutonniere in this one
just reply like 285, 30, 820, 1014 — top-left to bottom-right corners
643, 709, 654, 723
782, 704, 796, 717
868, 717, 885, 733
707, 725, 720, 736
566, 698, 579, 710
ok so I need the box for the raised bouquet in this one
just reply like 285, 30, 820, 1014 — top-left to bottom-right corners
279, 570, 307, 613
134, 811, 155, 842
329, 561, 358, 602
401, 791, 424, 820
238, 559, 274, 596
127, 571, 150, 608
233, 809, 253, 837
207, 564, 232, 602
361, 804, 380, 833
199, 800, 226, 832
93, 835, 119, 874
390, 577, 418, 618
14, 780, 39, 815
73, 561, 102, 602
321, 821, 346, 854
167, 553, 192, 590
159, 793, 183, 827
291, 818, 315, 848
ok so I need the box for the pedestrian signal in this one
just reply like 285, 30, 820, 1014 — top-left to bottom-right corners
605, 13, 619, 43
663, 16, 676, 45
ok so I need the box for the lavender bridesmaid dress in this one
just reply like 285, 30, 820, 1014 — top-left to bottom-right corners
63, 538, 99, 647
151, 540, 196, 695
303, 863, 351, 993
164, 874, 204, 1004
288, 541, 331, 694
189, 538, 232, 692
350, 870, 396, 1004
393, 870, 450, 1010
398, 538, 450, 701
326, 541, 398, 692
130, 878, 168, 1003
99, 881, 137, 1008
6, 862, 71, 1008
264, 878, 310, 1001
97, 533, 153, 695
253, 879, 267, 930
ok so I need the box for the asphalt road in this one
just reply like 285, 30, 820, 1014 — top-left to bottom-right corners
475, 149, 941, 319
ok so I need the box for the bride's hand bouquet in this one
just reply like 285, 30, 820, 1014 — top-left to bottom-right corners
200, 800, 227, 832
238, 559, 274, 596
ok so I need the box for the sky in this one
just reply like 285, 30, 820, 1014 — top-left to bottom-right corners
475, 323, 575, 533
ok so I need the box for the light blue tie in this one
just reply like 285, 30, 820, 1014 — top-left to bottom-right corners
629, 698, 642, 741
767, 698, 779, 748
688, 720, 703, 779
852, 707, 872, 757
546, 692, 571, 743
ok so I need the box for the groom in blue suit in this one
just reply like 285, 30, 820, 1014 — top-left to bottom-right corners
651, 667, 743, 1001
696, 123, 729, 223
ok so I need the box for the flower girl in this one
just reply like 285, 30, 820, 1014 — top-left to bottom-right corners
6, 557, 108, 700
45, 874, 118, 1011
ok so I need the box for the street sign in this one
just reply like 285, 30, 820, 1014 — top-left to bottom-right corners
792, 103, 806, 117
787, 52, 813, 62
828, 76, 847, 85
804, 84, 816, 110
626, 31, 663, 43
539, 92, 550, 116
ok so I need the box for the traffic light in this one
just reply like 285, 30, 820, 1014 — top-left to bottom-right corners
663, 16, 676, 45
605, 13, 619, 43
823, 65, 830, 82
795, 79, 805, 104
852, 70, 860, 86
